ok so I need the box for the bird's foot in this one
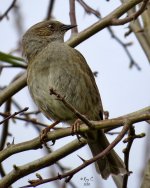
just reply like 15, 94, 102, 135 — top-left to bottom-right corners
71, 119, 83, 141
40, 120, 60, 144
103, 110, 109, 119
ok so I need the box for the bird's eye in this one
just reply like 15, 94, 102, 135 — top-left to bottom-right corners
48, 24, 55, 31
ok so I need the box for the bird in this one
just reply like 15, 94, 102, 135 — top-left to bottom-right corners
22, 20, 126, 180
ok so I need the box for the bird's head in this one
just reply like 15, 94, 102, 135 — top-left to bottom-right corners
22, 20, 77, 61
24, 20, 77, 41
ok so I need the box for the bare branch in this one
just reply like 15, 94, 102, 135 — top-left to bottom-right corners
0, 99, 12, 150
0, 112, 47, 128
67, 0, 145, 47
0, 138, 87, 188
45, 0, 55, 20
76, 0, 101, 18
0, 105, 149, 187
20, 119, 131, 187
0, 106, 149, 163
69, 0, 78, 34
122, 126, 135, 188
121, 0, 150, 62
0, 0, 17, 21
0, 107, 28, 125
111, 0, 149, 25
107, 27, 141, 70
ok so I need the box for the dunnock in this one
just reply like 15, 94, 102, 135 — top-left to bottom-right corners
22, 20, 126, 179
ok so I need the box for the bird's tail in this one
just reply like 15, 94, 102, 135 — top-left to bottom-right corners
87, 130, 126, 180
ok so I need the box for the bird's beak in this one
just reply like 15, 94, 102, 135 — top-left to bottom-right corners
61, 24, 77, 31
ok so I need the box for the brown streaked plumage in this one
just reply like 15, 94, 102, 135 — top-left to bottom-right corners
22, 20, 126, 179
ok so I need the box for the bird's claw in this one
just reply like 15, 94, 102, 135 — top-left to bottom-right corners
40, 120, 60, 145
71, 119, 82, 142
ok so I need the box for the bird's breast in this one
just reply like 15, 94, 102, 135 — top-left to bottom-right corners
27, 42, 101, 122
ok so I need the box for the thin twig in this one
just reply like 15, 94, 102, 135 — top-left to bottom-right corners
49, 88, 95, 129
0, 112, 47, 127
0, 0, 17, 21
69, 0, 78, 34
12, 99, 30, 119
122, 126, 146, 188
22, 110, 40, 115
124, 26, 132, 37
75, 0, 141, 70
0, 107, 28, 124
43, 141, 77, 188
76, 0, 101, 18
122, 126, 135, 188
0, 99, 12, 150
107, 27, 141, 70
106, 131, 121, 135
46, 0, 55, 20
111, 0, 149, 25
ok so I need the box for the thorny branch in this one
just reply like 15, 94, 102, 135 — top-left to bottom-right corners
123, 126, 135, 188
42, 139, 77, 188
0, 104, 149, 187
20, 120, 132, 187
0, 138, 87, 188
122, 126, 145, 188
0, 106, 149, 163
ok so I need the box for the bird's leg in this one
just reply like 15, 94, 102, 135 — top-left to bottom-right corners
72, 119, 81, 134
40, 120, 60, 144
72, 119, 84, 141
103, 110, 109, 119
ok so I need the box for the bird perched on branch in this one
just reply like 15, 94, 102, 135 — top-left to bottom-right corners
22, 20, 126, 179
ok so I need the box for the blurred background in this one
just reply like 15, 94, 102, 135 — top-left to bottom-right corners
0, 0, 150, 188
